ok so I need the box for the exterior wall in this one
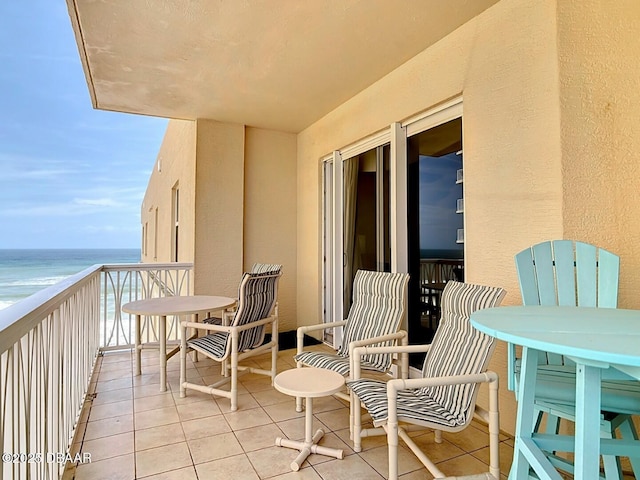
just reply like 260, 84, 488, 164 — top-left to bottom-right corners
140, 0, 640, 436
141, 119, 196, 264
144, 120, 298, 333
297, 0, 561, 433
244, 128, 297, 332
557, 0, 640, 309
193, 120, 245, 297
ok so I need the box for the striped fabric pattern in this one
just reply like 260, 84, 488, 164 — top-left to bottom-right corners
348, 281, 505, 428
188, 271, 280, 360
293, 353, 390, 377
296, 270, 409, 375
250, 263, 282, 274
202, 264, 282, 325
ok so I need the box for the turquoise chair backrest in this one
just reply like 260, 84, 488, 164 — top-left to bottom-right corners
508, 240, 620, 390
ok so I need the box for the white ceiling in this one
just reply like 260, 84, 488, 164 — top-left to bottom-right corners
68, 0, 499, 133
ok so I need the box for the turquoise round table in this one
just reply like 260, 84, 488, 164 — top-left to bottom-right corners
471, 305, 640, 480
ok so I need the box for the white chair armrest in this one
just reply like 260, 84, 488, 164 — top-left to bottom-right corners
347, 330, 408, 352
387, 370, 498, 394
182, 315, 276, 333
296, 320, 348, 355
352, 342, 429, 380
181, 320, 231, 333
234, 315, 277, 332
297, 320, 348, 335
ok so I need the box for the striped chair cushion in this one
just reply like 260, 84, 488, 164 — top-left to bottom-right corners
188, 272, 280, 360
294, 352, 385, 377
338, 270, 409, 371
201, 264, 282, 325
250, 263, 282, 274
348, 379, 467, 428
294, 270, 408, 375
348, 281, 505, 427
189, 332, 228, 359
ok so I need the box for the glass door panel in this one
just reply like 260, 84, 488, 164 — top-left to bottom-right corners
407, 118, 463, 367
343, 145, 390, 312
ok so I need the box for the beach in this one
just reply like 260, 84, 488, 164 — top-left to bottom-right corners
0, 249, 140, 310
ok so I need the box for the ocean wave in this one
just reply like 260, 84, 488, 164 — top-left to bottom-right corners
1, 276, 68, 287
0, 300, 16, 310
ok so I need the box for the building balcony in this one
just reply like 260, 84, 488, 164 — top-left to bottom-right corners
1, 262, 515, 480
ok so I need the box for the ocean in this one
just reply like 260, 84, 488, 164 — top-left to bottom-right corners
0, 249, 141, 310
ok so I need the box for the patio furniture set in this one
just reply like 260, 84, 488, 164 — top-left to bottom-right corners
124, 243, 640, 480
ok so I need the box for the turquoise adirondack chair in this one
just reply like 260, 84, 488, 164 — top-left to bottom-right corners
511, 240, 639, 478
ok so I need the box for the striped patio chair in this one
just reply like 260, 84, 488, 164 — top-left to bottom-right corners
179, 270, 281, 411
249, 263, 282, 274
202, 263, 282, 325
294, 270, 410, 422
348, 281, 506, 480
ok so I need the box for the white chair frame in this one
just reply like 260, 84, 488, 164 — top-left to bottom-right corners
352, 343, 501, 480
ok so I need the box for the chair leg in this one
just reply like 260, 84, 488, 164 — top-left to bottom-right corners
488, 374, 501, 479
271, 345, 277, 385
179, 324, 187, 398
387, 421, 399, 480
272, 315, 279, 385
544, 413, 561, 435
230, 332, 239, 411
616, 415, 640, 477
352, 390, 362, 452
600, 424, 623, 480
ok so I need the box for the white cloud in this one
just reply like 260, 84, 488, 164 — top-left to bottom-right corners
73, 197, 123, 207
81, 224, 140, 234
1, 168, 70, 180
0, 197, 130, 216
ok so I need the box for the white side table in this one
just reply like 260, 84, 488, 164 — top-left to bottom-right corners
274, 367, 345, 471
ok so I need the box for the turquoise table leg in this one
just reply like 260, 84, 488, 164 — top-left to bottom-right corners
510, 346, 538, 479
510, 347, 564, 480
574, 362, 602, 480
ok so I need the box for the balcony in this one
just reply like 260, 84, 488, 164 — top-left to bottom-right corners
1, 262, 515, 480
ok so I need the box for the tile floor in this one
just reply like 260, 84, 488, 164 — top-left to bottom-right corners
64, 343, 518, 480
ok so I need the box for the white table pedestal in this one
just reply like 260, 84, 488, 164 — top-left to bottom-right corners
273, 367, 345, 471
122, 295, 236, 392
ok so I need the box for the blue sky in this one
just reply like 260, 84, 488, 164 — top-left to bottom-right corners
0, 2, 168, 249
419, 152, 463, 252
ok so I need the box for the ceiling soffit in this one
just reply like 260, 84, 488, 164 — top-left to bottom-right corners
68, 0, 499, 132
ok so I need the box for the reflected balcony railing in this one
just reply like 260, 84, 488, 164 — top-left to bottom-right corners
0, 262, 193, 480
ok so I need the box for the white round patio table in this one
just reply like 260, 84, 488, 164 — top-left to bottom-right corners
274, 367, 345, 471
122, 295, 236, 392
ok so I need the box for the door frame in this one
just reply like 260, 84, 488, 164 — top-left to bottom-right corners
321, 97, 463, 347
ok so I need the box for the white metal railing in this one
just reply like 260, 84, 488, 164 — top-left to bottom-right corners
100, 263, 192, 350
0, 262, 193, 480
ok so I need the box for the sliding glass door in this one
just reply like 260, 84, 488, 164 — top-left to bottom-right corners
322, 99, 462, 361
322, 144, 390, 347
406, 117, 463, 366
343, 145, 391, 311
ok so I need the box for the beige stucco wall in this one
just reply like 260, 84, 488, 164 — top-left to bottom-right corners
192, 120, 246, 297
557, 0, 640, 309
191, 121, 298, 333
144, 119, 298, 333
244, 127, 297, 332
142, 119, 196, 265
297, 0, 562, 433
